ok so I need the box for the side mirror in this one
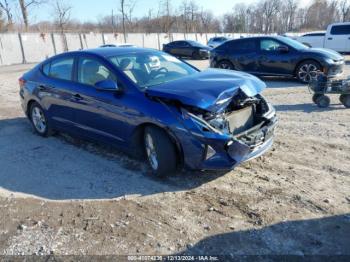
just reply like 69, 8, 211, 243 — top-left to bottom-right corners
278, 45, 289, 53
95, 79, 122, 93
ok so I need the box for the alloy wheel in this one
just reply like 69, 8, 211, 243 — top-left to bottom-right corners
298, 63, 319, 83
218, 62, 232, 70
31, 106, 47, 134
145, 133, 158, 170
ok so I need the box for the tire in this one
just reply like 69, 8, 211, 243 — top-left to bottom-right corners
296, 60, 321, 83
315, 95, 330, 108
217, 60, 234, 70
312, 94, 322, 104
144, 126, 177, 177
192, 51, 201, 60
29, 102, 52, 137
340, 94, 350, 108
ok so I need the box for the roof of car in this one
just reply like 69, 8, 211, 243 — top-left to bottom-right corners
226, 35, 286, 41
67, 47, 158, 58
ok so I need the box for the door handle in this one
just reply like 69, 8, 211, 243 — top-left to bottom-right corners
38, 85, 52, 91
328, 37, 333, 40
73, 94, 83, 101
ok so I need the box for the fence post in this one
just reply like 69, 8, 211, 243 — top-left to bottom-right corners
102, 33, 106, 45
79, 33, 84, 49
18, 33, 26, 64
51, 33, 57, 55
157, 33, 160, 50
142, 34, 145, 48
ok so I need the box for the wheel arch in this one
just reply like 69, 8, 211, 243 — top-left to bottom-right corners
294, 58, 323, 76
26, 99, 39, 116
129, 122, 184, 167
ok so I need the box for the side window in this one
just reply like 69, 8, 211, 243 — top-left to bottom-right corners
227, 40, 256, 52
43, 57, 74, 80
78, 58, 116, 86
260, 39, 282, 51
330, 25, 350, 35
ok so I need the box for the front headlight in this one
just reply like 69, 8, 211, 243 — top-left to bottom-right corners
324, 58, 335, 64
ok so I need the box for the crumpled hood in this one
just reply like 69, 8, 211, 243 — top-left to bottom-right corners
302, 48, 344, 61
145, 69, 266, 112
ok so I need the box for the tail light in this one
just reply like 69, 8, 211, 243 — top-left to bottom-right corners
19, 77, 26, 88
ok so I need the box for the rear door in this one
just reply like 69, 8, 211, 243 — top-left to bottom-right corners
226, 39, 258, 73
40, 55, 78, 131
325, 24, 350, 52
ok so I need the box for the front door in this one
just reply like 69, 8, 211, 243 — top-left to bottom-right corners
69, 56, 134, 146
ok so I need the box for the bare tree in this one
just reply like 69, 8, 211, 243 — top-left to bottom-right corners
338, 0, 350, 22
118, 0, 136, 42
284, 0, 299, 31
52, 0, 71, 50
18, 0, 47, 31
158, 0, 175, 36
0, 0, 13, 30
0, 8, 5, 31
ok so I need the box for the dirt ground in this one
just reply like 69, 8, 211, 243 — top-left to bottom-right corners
0, 58, 349, 257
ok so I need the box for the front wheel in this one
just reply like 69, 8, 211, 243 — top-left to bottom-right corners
217, 60, 234, 70
144, 126, 177, 177
192, 51, 201, 60
296, 60, 321, 83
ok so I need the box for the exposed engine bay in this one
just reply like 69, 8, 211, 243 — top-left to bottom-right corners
180, 91, 276, 149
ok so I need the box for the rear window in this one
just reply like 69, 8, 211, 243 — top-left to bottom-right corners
302, 33, 325, 37
43, 57, 74, 81
330, 25, 350, 35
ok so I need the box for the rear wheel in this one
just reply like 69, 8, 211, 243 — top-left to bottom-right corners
312, 94, 323, 104
144, 126, 177, 177
340, 94, 350, 108
296, 60, 321, 83
29, 102, 52, 137
217, 60, 234, 70
315, 95, 330, 108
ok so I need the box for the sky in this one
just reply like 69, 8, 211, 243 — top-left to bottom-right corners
27, 0, 312, 23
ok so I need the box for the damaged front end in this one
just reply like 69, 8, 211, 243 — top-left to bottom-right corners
178, 90, 277, 170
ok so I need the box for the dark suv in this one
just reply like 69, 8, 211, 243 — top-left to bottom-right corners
210, 36, 344, 83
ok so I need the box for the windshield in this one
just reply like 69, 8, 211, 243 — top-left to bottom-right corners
188, 40, 208, 48
278, 36, 308, 50
108, 51, 198, 89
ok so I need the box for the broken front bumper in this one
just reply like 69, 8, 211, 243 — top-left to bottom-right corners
174, 113, 278, 171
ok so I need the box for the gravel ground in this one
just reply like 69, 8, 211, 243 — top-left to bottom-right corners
0, 58, 350, 256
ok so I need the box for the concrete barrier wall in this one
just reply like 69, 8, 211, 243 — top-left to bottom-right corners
0, 33, 23, 65
0, 32, 269, 66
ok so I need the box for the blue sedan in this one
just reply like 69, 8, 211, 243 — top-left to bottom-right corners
19, 47, 277, 176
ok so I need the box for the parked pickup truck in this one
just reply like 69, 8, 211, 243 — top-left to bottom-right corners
297, 22, 350, 53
